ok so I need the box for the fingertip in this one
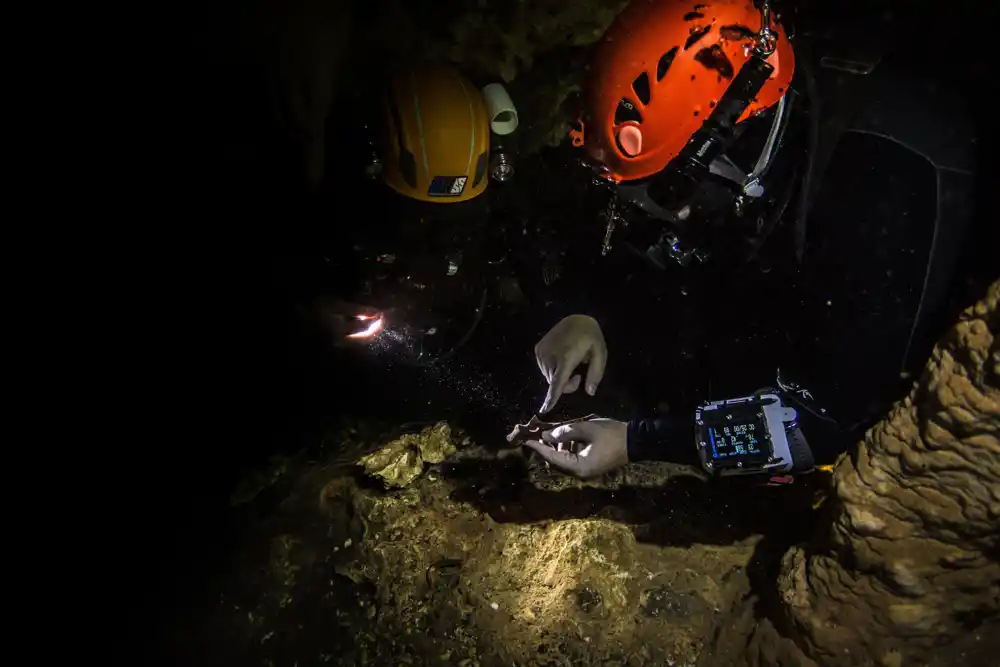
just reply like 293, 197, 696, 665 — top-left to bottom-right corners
540, 388, 559, 415
585, 374, 604, 396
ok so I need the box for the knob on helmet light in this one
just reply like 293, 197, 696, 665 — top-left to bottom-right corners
489, 152, 514, 181
616, 125, 642, 157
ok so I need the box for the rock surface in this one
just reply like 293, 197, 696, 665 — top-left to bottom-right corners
201, 430, 772, 666
700, 280, 1000, 667
358, 421, 459, 488
195, 282, 1000, 666
364, 0, 627, 84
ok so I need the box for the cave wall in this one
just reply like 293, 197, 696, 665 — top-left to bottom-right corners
358, 0, 629, 155
702, 280, 1000, 667
210, 0, 630, 191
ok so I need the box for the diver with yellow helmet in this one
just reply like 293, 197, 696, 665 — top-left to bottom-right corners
371, 62, 517, 202
321, 61, 523, 364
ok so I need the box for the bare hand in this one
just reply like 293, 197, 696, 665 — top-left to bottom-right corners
523, 418, 628, 479
534, 315, 608, 414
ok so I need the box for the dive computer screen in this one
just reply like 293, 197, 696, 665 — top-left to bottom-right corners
707, 419, 766, 462
696, 395, 794, 475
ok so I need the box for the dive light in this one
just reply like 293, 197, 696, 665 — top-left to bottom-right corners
647, 52, 775, 208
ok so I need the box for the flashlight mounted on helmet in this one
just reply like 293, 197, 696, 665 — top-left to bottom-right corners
483, 82, 519, 183
576, 0, 794, 264
646, 51, 776, 208
648, 0, 782, 215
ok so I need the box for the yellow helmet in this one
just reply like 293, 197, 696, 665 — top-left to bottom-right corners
380, 63, 492, 203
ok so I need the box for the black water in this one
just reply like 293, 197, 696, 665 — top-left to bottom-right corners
144, 0, 992, 662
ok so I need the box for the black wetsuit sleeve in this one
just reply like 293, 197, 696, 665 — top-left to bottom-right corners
626, 415, 700, 467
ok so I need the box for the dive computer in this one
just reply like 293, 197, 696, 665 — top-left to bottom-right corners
694, 393, 814, 477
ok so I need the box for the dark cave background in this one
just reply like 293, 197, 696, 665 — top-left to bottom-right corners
129, 0, 992, 661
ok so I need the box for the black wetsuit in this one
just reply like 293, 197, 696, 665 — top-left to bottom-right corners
627, 416, 699, 467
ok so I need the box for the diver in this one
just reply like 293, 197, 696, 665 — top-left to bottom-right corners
570, 0, 798, 267
507, 0, 979, 483
321, 61, 524, 365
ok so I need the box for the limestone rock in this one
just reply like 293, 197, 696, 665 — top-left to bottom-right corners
364, 0, 626, 83
700, 280, 1000, 667
358, 421, 458, 488
333, 468, 750, 666
205, 428, 757, 666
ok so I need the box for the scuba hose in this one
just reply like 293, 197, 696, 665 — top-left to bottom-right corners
405, 287, 489, 368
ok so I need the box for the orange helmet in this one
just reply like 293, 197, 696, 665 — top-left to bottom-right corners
576, 0, 795, 182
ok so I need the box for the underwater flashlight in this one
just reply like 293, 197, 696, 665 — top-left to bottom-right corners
346, 312, 385, 340
647, 53, 775, 208
489, 152, 514, 182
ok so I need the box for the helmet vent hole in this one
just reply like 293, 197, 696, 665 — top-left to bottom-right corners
720, 24, 756, 41
614, 99, 643, 125
684, 24, 713, 50
694, 44, 735, 79
473, 151, 488, 187
387, 94, 406, 151
631, 72, 651, 106
656, 46, 679, 81
399, 150, 417, 189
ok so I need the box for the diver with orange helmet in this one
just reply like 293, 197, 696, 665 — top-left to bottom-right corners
497, 1, 825, 484
570, 0, 798, 268
506, 0, 980, 485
